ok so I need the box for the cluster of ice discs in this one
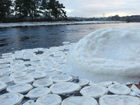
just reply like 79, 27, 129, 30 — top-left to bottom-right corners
0, 42, 140, 105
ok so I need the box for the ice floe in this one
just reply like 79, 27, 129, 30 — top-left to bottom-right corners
62, 96, 98, 105
7, 84, 33, 93
29, 71, 46, 79
26, 87, 51, 99
76, 79, 89, 87
0, 82, 7, 92
130, 84, 140, 96
13, 75, 34, 84
99, 95, 140, 105
33, 78, 53, 87
23, 100, 36, 105
0, 93, 23, 105
50, 74, 72, 82
80, 85, 108, 98
0, 76, 13, 83
50, 82, 81, 95
108, 84, 130, 95
93, 81, 113, 88
36, 94, 62, 105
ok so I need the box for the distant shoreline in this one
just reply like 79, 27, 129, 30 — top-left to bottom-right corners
0, 21, 124, 28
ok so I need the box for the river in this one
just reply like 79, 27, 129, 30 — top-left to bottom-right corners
0, 22, 139, 54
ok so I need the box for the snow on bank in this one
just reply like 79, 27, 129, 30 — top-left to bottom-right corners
0, 21, 123, 28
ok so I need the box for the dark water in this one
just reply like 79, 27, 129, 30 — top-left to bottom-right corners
0, 23, 139, 54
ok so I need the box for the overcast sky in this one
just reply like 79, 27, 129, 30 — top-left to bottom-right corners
59, 0, 140, 17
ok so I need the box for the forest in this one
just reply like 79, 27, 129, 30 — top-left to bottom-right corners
0, 0, 67, 22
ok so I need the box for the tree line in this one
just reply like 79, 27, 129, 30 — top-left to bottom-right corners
0, 0, 67, 22
66, 15, 140, 22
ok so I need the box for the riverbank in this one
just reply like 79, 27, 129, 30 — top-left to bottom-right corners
0, 21, 124, 28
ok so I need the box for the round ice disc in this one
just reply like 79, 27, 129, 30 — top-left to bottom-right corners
50, 74, 72, 82
36, 94, 62, 105
80, 85, 108, 98
26, 87, 51, 99
99, 95, 140, 105
93, 81, 113, 87
0, 93, 23, 105
50, 82, 81, 95
33, 78, 53, 87
0, 82, 7, 91
10, 72, 26, 78
131, 85, 140, 93
7, 84, 33, 93
29, 71, 46, 79
0, 68, 11, 76
77, 79, 89, 87
108, 84, 130, 95
23, 100, 36, 105
46, 71, 62, 77
62, 96, 98, 105
130, 85, 140, 96
13, 76, 34, 84
0, 75, 12, 83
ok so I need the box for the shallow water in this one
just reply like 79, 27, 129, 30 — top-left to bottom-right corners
0, 23, 140, 54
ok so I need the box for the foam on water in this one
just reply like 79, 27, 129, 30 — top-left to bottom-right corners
66, 27, 140, 83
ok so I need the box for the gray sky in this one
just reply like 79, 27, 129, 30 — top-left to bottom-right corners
59, 0, 140, 17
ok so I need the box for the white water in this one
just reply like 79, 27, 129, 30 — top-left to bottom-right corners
66, 27, 140, 83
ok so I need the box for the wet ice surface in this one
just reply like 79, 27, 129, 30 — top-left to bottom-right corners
0, 43, 140, 105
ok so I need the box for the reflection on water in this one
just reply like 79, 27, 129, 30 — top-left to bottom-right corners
0, 23, 139, 54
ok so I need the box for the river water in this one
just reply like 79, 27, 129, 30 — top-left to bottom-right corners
0, 22, 139, 54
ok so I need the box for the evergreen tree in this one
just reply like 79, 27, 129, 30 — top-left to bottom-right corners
15, 0, 39, 18
0, 0, 12, 21
41, 0, 48, 9
47, 0, 67, 19
40, 0, 50, 17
